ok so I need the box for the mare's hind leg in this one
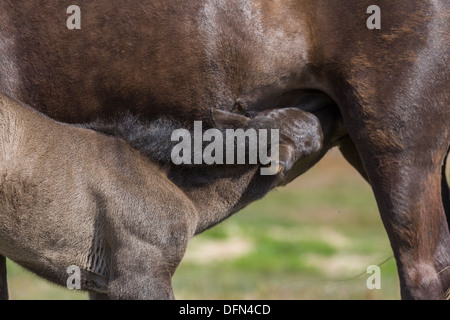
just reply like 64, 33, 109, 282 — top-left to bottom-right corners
0, 255, 7, 300
341, 92, 450, 299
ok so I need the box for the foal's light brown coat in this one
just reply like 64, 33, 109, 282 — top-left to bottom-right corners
0, 93, 335, 299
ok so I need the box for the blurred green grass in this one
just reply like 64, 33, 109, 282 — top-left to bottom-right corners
5, 148, 414, 299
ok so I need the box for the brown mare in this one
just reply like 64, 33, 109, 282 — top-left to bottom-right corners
0, 0, 449, 299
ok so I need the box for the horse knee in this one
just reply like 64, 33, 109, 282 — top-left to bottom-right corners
401, 260, 449, 300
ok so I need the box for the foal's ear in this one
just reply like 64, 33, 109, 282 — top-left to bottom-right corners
211, 108, 251, 130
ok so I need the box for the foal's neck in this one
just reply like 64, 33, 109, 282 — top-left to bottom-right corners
83, 114, 278, 233
165, 164, 277, 234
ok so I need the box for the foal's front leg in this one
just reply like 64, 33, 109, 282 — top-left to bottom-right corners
0, 255, 8, 300
103, 191, 197, 300
107, 240, 180, 299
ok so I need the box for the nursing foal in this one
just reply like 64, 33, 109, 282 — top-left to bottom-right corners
0, 93, 340, 299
